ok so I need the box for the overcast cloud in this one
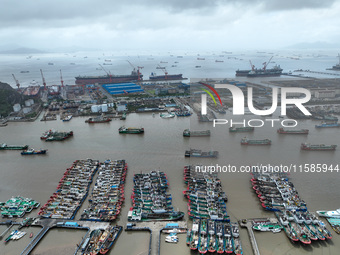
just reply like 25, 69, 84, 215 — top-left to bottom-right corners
0, 0, 339, 51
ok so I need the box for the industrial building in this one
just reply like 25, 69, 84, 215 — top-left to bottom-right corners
102, 83, 143, 95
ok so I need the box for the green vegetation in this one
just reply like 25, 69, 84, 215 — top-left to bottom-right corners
0, 82, 24, 117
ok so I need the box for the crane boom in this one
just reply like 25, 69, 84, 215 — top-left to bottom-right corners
98, 64, 112, 83
12, 74, 20, 89
60, 70, 64, 87
40, 69, 47, 90
263, 56, 273, 70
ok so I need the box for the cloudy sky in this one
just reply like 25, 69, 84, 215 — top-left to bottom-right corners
1, 0, 340, 51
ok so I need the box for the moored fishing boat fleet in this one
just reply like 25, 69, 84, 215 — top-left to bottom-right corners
250, 169, 333, 244
128, 171, 184, 222
183, 165, 243, 254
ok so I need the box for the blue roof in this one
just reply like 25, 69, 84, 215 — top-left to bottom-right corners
102, 83, 144, 95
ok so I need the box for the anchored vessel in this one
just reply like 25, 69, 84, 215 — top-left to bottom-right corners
183, 129, 210, 137
229, 127, 254, 133
241, 137, 271, 145
149, 73, 183, 80
300, 143, 337, 151
277, 128, 309, 134
75, 69, 143, 85
21, 148, 47, 155
40, 130, 73, 141
0, 143, 28, 150
118, 126, 144, 134
85, 116, 111, 123
315, 122, 340, 128
185, 149, 218, 158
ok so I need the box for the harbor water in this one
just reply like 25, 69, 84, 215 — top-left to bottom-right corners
1, 50, 340, 255
0, 111, 339, 255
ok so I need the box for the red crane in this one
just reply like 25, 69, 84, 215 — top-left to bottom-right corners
40, 69, 47, 90
249, 60, 255, 71
60, 69, 64, 87
127, 60, 143, 81
12, 74, 20, 89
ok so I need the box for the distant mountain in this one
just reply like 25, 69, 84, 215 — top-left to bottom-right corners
286, 41, 340, 50
0, 47, 46, 54
0, 82, 24, 117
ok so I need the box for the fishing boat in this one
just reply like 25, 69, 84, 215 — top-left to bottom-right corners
215, 222, 224, 254
231, 222, 243, 255
252, 223, 282, 233
240, 137, 271, 145
0, 143, 29, 150
316, 208, 340, 218
277, 128, 309, 134
190, 219, 200, 250
223, 223, 233, 253
198, 219, 208, 254
62, 115, 72, 122
118, 126, 144, 134
21, 148, 47, 155
183, 129, 210, 137
207, 220, 216, 253
160, 112, 175, 118
300, 143, 337, 151
229, 127, 254, 132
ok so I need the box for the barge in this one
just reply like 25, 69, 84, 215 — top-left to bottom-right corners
241, 138, 271, 145
277, 128, 309, 134
300, 143, 337, 151
118, 126, 144, 134
185, 149, 218, 158
0, 143, 28, 150
183, 129, 210, 137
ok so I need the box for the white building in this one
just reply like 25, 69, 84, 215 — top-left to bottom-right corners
13, 103, 21, 112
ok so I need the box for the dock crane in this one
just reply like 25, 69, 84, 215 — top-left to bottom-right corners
40, 69, 47, 90
12, 74, 20, 89
249, 60, 255, 71
262, 56, 273, 71
126, 60, 143, 81
60, 70, 64, 87
98, 64, 113, 83
157, 64, 168, 79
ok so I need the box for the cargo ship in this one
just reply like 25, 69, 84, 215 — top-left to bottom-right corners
185, 149, 218, 158
75, 69, 142, 85
326, 54, 340, 71
229, 127, 254, 132
315, 122, 340, 128
21, 148, 47, 155
118, 126, 144, 134
183, 129, 210, 137
45, 131, 73, 141
0, 143, 28, 150
149, 72, 183, 80
85, 116, 111, 123
236, 57, 282, 77
241, 138, 271, 145
300, 143, 337, 151
277, 128, 309, 134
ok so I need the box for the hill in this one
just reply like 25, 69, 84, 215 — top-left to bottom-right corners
0, 82, 24, 117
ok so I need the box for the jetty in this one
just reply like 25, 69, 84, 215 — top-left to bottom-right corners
126, 221, 187, 255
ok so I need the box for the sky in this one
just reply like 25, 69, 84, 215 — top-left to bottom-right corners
1, 0, 340, 52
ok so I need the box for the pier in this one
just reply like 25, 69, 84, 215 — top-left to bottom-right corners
125, 221, 187, 255
239, 219, 261, 255
0, 223, 14, 239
